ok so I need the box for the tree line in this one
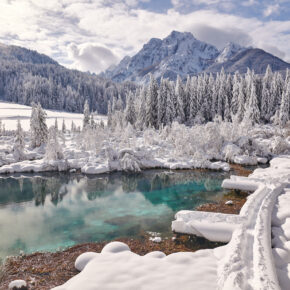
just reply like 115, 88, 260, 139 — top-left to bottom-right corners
109, 66, 290, 129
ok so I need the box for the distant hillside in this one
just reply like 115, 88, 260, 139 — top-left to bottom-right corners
205, 48, 290, 74
0, 44, 136, 114
0, 43, 58, 65
101, 31, 290, 83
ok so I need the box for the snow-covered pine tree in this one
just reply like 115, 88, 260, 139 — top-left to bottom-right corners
55, 118, 58, 131
135, 86, 147, 130
145, 74, 159, 128
45, 126, 64, 161
157, 78, 168, 128
188, 76, 198, 124
217, 68, 227, 119
175, 75, 185, 123
224, 94, 231, 122
83, 100, 90, 130
224, 74, 232, 121
231, 72, 240, 115
116, 95, 124, 111
165, 81, 175, 125
211, 73, 219, 119
13, 119, 25, 161
112, 96, 117, 113
89, 114, 95, 129
184, 75, 191, 121
30, 102, 48, 148
285, 69, 290, 90
62, 119, 66, 133
244, 81, 260, 125
279, 81, 290, 127
245, 68, 254, 98
206, 73, 215, 122
107, 100, 113, 128
236, 79, 246, 122
198, 74, 211, 122
71, 121, 76, 132
196, 75, 205, 116
261, 65, 272, 122
125, 91, 136, 126
268, 72, 284, 121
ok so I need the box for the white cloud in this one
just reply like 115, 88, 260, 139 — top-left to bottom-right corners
242, 0, 257, 7
0, 0, 289, 73
68, 43, 119, 73
264, 4, 280, 17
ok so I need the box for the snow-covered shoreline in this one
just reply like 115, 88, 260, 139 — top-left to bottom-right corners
1, 119, 289, 175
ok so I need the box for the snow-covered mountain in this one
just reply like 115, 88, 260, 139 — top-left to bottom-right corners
101, 31, 290, 83
101, 31, 219, 83
206, 48, 290, 74
215, 42, 246, 63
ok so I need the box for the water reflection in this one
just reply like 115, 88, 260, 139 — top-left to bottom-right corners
0, 170, 230, 258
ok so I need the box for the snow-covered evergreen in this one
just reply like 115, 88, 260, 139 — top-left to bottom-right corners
12, 119, 25, 161
279, 82, 290, 127
116, 67, 289, 130
45, 126, 64, 161
62, 119, 66, 133
145, 74, 159, 128
30, 102, 48, 148
83, 100, 90, 130
124, 91, 136, 126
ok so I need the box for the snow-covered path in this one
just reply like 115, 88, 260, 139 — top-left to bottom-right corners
173, 156, 290, 290
272, 187, 290, 289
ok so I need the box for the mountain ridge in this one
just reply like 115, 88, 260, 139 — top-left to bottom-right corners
101, 31, 290, 83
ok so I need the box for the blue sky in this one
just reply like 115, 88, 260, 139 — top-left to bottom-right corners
0, 0, 289, 73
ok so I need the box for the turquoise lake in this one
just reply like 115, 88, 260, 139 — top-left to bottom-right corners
0, 170, 231, 259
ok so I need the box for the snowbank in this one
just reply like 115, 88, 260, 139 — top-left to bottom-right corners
172, 210, 243, 242
272, 187, 290, 290
52, 241, 221, 290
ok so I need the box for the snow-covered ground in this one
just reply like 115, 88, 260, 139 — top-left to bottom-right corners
0, 99, 289, 175
0, 109, 289, 174
0, 101, 289, 177
53, 156, 290, 290
0, 101, 106, 131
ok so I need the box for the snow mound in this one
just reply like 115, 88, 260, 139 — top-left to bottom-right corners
52, 241, 220, 290
75, 252, 99, 272
101, 241, 131, 253
8, 280, 27, 289
149, 236, 162, 243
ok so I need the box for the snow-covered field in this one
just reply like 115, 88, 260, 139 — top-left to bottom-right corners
53, 156, 290, 290
0, 101, 106, 131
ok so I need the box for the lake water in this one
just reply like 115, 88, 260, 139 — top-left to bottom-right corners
0, 170, 231, 258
